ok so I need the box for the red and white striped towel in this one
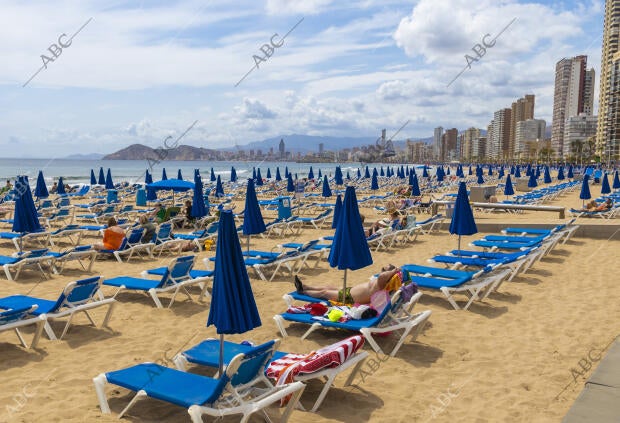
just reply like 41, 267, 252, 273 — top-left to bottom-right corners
266, 335, 365, 404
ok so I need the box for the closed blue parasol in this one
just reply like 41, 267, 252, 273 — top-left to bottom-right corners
613, 170, 620, 190
567, 166, 574, 179
266, 168, 272, 179
318, 169, 322, 179
287, 173, 294, 192
192, 174, 207, 219
13, 176, 42, 251
423, 166, 429, 178
207, 209, 262, 373
371, 172, 379, 190
285, 166, 289, 178
557, 167, 565, 180
468, 166, 473, 176
230, 167, 237, 183
90, 169, 97, 185
346, 171, 351, 180
97, 167, 105, 185
57, 177, 66, 195
211, 168, 217, 182
322, 175, 332, 197
364, 167, 370, 179
145, 170, 153, 184
215, 175, 225, 197
252, 168, 256, 180
177, 169, 183, 180
357, 168, 361, 179
446, 167, 451, 176
308, 166, 314, 180
328, 186, 373, 304
275, 167, 282, 181
35, 171, 49, 199
256, 168, 263, 186
487, 166, 493, 176
162, 168, 168, 181
242, 178, 266, 251
544, 166, 552, 184
105, 169, 114, 190
477, 173, 484, 185
449, 182, 477, 255
332, 194, 342, 229
380, 167, 385, 177
411, 174, 421, 197
504, 175, 514, 196
498, 166, 504, 179
515, 166, 521, 178
579, 175, 591, 206
601, 172, 611, 195
527, 171, 537, 188
335, 166, 343, 185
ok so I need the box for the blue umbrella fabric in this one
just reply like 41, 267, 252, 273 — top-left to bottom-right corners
90, 169, 97, 185
105, 169, 114, 190
275, 167, 282, 182
380, 167, 385, 177
488, 166, 493, 176
328, 186, 373, 304
177, 169, 183, 180
215, 175, 225, 197
567, 166, 574, 179
318, 169, 322, 179
498, 167, 505, 179
35, 171, 49, 198
242, 178, 266, 251
286, 173, 295, 192
266, 168, 271, 179
322, 175, 332, 197
98, 167, 106, 185
347, 171, 351, 180
557, 167, 565, 180
285, 166, 289, 178
13, 176, 42, 251
145, 170, 153, 185
357, 168, 362, 179
332, 194, 343, 229
477, 173, 484, 185
544, 167, 552, 184
363, 166, 369, 179
527, 172, 538, 188
601, 173, 611, 195
411, 174, 421, 197
423, 166, 429, 178
449, 182, 478, 254
515, 166, 522, 178
504, 175, 514, 196
579, 175, 591, 205
256, 168, 263, 186
211, 168, 217, 182
57, 177, 66, 195
252, 168, 256, 180
192, 174, 208, 219
335, 167, 343, 185
408, 171, 415, 188
230, 167, 237, 183
162, 168, 168, 181
147, 179, 195, 192
308, 166, 314, 180
613, 170, 620, 190
446, 167, 451, 176
468, 166, 473, 176
207, 209, 262, 373
371, 172, 379, 190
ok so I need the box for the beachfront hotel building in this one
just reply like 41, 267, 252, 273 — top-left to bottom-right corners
596, 0, 620, 160
564, 113, 598, 157
440, 128, 458, 161
515, 119, 547, 160
279, 138, 285, 159
509, 95, 535, 157
471, 136, 487, 159
489, 108, 512, 160
461, 127, 481, 160
552, 55, 595, 159
433, 127, 443, 159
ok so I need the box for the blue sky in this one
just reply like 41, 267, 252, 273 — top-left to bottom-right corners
0, 0, 604, 157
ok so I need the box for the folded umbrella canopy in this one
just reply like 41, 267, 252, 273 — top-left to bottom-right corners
449, 182, 477, 256
371, 172, 379, 191
215, 175, 225, 198
35, 171, 49, 199
275, 167, 282, 182
544, 166, 552, 184
266, 168, 271, 179
13, 176, 42, 252
177, 169, 183, 180
601, 172, 611, 195
332, 194, 342, 229
411, 174, 421, 197
57, 177, 66, 195
242, 178, 266, 251
318, 169, 322, 179
567, 166, 574, 179
192, 174, 208, 219
527, 171, 537, 188
162, 168, 168, 181
256, 168, 263, 186
334, 166, 343, 185
211, 168, 217, 182
286, 173, 294, 192
557, 167, 565, 180
504, 175, 514, 196
207, 210, 262, 374
579, 175, 591, 206
322, 175, 332, 197
105, 169, 114, 190
613, 170, 620, 190
364, 167, 370, 179
230, 167, 237, 183
98, 167, 106, 185
308, 166, 314, 180
90, 169, 97, 186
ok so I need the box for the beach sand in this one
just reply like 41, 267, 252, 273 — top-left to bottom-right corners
0, 186, 619, 423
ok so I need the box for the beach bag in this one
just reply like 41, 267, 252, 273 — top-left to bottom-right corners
203, 239, 214, 251
401, 282, 418, 303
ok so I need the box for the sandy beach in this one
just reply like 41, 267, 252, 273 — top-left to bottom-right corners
0, 184, 619, 423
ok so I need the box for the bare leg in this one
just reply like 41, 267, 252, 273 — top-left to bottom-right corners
301, 289, 339, 301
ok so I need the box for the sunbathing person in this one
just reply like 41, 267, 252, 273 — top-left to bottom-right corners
594, 198, 613, 211
365, 211, 400, 237
294, 265, 400, 305
93, 217, 126, 251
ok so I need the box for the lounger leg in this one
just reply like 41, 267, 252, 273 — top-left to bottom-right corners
30, 317, 45, 349
118, 390, 147, 419
93, 374, 111, 414
300, 323, 321, 341
101, 301, 116, 328
148, 289, 164, 309
4, 264, 13, 281
273, 315, 288, 337
43, 321, 58, 340
440, 288, 461, 310
310, 372, 338, 412
343, 353, 369, 387
58, 314, 76, 340
280, 383, 306, 422
359, 329, 384, 355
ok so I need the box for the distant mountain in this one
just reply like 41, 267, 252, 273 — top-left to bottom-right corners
65, 153, 105, 160
103, 144, 219, 160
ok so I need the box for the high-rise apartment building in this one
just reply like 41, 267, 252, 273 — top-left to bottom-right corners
515, 119, 546, 159
278, 138, 285, 159
564, 113, 598, 158
441, 128, 458, 161
490, 109, 511, 160
509, 95, 535, 157
597, 0, 620, 159
471, 137, 487, 159
461, 127, 481, 160
433, 127, 443, 159
552, 56, 595, 158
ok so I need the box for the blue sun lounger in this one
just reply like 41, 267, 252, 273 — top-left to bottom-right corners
0, 305, 46, 348
0, 276, 115, 340
470, 239, 541, 250
93, 339, 305, 422
103, 255, 210, 308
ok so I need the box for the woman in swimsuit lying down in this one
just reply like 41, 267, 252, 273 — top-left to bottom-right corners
293, 264, 400, 305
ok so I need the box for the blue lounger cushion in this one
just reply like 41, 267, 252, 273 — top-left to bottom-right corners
146, 267, 213, 279
0, 256, 20, 265
280, 312, 385, 330
182, 339, 287, 369
287, 291, 328, 303
0, 296, 57, 314
104, 277, 162, 290
432, 256, 506, 267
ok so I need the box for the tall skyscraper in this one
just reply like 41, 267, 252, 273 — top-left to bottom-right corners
433, 127, 443, 159
515, 119, 546, 159
490, 109, 511, 160
441, 128, 458, 161
509, 95, 535, 157
597, 0, 620, 159
461, 127, 480, 160
552, 56, 595, 159
279, 138, 285, 159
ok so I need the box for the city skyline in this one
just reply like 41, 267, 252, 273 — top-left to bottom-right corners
0, 1, 606, 158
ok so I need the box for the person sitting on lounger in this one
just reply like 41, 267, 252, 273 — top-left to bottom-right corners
93, 217, 126, 251
138, 215, 156, 243
294, 265, 400, 305
366, 211, 400, 237
580, 200, 598, 211
594, 198, 613, 211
